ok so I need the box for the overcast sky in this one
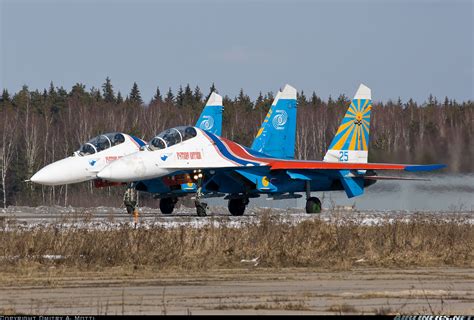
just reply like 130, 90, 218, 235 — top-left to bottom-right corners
1, 0, 472, 103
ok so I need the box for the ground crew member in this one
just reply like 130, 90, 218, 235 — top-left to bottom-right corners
123, 186, 137, 215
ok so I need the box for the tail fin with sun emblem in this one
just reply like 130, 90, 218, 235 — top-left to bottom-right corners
324, 84, 372, 163
250, 84, 297, 159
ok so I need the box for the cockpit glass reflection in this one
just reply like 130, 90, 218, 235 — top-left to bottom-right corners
149, 126, 197, 151
78, 133, 125, 156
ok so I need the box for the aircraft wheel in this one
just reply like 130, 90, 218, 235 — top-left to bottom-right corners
305, 197, 322, 214
160, 197, 176, 214
228, 198, 247, 216
195, 200, 208, 217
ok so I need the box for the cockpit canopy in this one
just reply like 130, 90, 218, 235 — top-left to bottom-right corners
149, 126, 197, 150
78, 132, 126, 156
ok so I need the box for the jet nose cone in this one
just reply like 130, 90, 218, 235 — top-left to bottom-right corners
30, 169, 48, 184
30, 157, 93, 185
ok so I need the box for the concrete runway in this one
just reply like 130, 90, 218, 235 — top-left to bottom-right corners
0, 267, 472, 315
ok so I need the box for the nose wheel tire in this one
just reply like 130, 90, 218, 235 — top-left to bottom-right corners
228, 198, 248, 216
305, 197, 322, 214
160, 197, 177, 214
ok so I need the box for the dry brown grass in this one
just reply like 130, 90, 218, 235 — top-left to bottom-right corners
326, 303, 358, 314
0, 210, 472, 271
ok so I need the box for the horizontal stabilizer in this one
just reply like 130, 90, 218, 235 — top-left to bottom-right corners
404, 164, 446, 172
340, 176, 364, 198
364, 175, 430, 181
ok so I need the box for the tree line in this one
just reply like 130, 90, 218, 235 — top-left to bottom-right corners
1, 79, 472, 208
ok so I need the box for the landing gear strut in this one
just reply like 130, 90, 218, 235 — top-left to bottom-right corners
123, 186, 138, 215
195, 175, 207, 217
305, 181, 321, 214
228, 198, 249, 216
160, 197, 177, 214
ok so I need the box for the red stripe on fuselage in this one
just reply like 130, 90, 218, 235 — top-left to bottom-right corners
200, 131, 240, 166
220, 138, 270, 165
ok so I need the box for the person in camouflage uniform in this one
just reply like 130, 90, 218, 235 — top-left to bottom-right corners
123, 186, 137, 215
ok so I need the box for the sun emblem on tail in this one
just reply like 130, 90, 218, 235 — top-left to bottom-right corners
354, 112, 363, 126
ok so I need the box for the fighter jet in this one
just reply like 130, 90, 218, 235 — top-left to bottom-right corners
99, 86, 298, 214
30, 92, 224, 186
97, 84, 445, 216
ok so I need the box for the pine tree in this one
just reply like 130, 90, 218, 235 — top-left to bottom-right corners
129, 82, 143, 105
236, 88, 253, 110
102, 77, 116, 103
48, 81, 56, 97
117, 91, 124, 104
71, 83, 86, 96
90, 87, 102, 102
311, 91, 322, 107
183, 84, 193, 107
193, 85, 203, 105
328, 95, 334, 107
206, 83, 217, 101
1, 89, 10, 103
255, 91, 264, 108
336, 94, 349, 107
298, 90, 307, 105
262, 92, 274, 110
151, 86, 162, 104
397, 97, 403, 108
165, 87, 174, 105
176, 85, 184, 107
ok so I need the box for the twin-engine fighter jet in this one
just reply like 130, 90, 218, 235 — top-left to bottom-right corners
98, 84, 445, 216
112, 85, 298, 215
30, 92, 224, 187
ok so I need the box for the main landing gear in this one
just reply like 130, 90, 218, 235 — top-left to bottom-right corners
228, 197, 249, 216
305, 181, 321, 214
160, 197, 177, 214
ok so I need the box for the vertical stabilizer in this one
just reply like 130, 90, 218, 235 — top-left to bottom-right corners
251, 84, 297, 159
324, 84, 372, 163
196, 92, 223, 136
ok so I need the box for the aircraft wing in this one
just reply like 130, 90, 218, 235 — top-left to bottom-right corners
268, 160, 446, 172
